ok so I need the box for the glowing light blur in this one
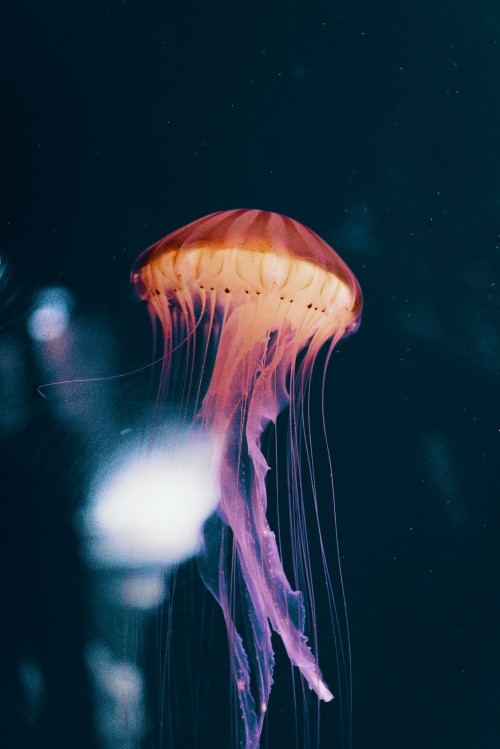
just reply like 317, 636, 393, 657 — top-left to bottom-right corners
27, 286, 74, 342
86, 425, 219, 567
86, 642, 145, 749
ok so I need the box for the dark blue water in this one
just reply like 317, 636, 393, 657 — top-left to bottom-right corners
1, 2, 498, 747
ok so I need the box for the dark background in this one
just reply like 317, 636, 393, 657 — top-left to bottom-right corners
1, 1, 499, 748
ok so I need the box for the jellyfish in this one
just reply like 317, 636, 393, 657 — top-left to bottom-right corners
131, 209, 362, 748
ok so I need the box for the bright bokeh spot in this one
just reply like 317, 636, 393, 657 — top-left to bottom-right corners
27, 286, 74, 342
87, 433, 219, 567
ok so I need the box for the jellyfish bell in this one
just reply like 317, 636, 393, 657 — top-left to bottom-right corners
132, 209, 362, 748
132, 209, 361, 361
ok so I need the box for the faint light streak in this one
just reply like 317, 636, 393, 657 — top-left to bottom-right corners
0, 336, 28, 434
19, 658, 45, 726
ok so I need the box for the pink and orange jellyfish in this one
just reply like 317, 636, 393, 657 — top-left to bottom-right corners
131, 209, 362, 748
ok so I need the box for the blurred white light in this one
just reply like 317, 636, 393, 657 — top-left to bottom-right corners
27, 286, 74, 342
86, 641, 145, 748
122, 571, 165, 608
86, 431, 219, 567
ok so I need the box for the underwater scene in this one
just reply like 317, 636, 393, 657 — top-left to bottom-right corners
1, 2, 498, 748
